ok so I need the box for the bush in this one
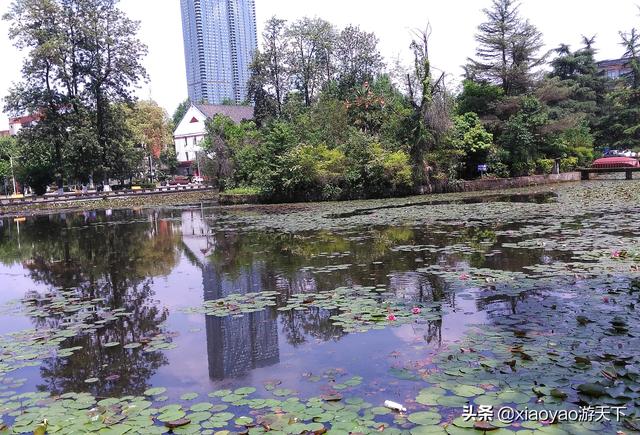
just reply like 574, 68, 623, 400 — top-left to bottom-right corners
511, 160, 536, 177
560, 157, 579, 172
223, 186, 262, 196
536, 159, 554, 175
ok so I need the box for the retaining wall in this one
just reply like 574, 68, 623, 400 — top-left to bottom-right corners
420, 172, 581, 194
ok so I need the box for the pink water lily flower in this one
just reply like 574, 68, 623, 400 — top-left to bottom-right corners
387, 313, 397, 321
460, 273, 470, 281
611, 251, 621, 258
412, 307, 422, 315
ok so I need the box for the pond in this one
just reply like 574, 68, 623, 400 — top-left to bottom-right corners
0, 180, 639, 434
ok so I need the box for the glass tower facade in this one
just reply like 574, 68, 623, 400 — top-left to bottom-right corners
180, 0, 257, 104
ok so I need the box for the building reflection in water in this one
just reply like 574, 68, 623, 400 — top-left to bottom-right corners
181, 210, 280, 381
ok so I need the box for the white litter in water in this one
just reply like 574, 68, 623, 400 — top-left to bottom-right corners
384, 400, 407, 412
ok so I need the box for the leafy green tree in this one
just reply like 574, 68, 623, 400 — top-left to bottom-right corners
159, 147, 179, 176
548, 37, 607, 125
595, 30, 640, 148
466, 0, 545, 96
457, 80, 504, 117
334, 25, 384, 96
4, 0, 148, 187
260, 17, 290, 115
247, 52, 278, 126
171, 98, 191, 128
286, 17, 337, 106
621, 28, 640, 89
0, 136, 20, 182
499, 96, 549, 175
124, 100, 172, 168
449, 112, 494, 178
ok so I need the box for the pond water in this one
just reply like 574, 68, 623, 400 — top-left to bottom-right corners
0, 181, 639, 434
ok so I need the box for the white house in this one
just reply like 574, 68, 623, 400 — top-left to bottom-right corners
173, 103, 254, 175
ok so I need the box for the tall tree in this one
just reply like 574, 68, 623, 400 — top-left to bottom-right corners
406, 27, 452, 184
4, 0, 70, 190
466, 0, 545, 95
286, 17, 336, 106
334, 25, 384, 96
261, 17, 289, 115
621, 28, 640, 89
77, 0, 147, 182
4, 0, 147, 191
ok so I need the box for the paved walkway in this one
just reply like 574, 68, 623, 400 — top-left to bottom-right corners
0, 185, 216, 206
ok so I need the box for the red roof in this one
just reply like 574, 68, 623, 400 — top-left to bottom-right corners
592, 157, 640, 168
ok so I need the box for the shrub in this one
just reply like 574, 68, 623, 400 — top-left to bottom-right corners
560, 157, 579, 172
536, 159, 554, 175
223, 186, 262, 196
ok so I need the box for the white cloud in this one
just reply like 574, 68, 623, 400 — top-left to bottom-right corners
1, 0, 637, 130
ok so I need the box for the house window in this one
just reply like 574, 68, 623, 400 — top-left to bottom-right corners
193, 137, 198, 146
186, 152, 190, 161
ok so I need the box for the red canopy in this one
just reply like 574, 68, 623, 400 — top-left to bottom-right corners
592, 157, 640, 168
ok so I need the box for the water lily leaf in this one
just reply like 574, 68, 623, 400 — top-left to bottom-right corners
408, 411, 441, 425
143, 387, 167, 396
180, 392, 199, 401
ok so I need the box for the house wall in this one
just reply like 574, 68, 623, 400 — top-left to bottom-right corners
173, 106, 208, 162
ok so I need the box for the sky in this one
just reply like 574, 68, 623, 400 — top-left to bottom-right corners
1, 0, 638, 130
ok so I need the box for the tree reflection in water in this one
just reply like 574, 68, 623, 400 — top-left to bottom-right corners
0, 210, 182, 397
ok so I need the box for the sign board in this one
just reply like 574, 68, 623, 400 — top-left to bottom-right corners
477, 164, 488, 172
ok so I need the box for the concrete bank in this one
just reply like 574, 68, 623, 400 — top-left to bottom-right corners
420, 172, 581, 194
0, 189, 218, 217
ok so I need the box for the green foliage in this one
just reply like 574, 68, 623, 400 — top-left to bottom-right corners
500, 96, 550, 176
171, 98, 191, 128
0, 136, 19, 180
4, 0, 147, 186
597, 87, 640, 148
560, 157, 579, 172
536, 159, 554, 175
223, 186, 262, 196
447, 112, 494, 178
466, 0, 546, 95
457, 80, 504, 116
160, 147, 179, 176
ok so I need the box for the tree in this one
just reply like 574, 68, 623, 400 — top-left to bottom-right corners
457, 79, 504, 117
159, 147, 178, 176
466, 0, 545, 96
405, 26, 453, 184
499, 96, 549, 175
247, 52, 279, 126
171, 98, 190, 128
334, 25, 384, 96
261, 17, 290, 115
78, 0, 147, 182
449, 112, 494, 178
286, 17, 337, 106
620, 28, 640, 89
124, 100, 172, 159
4, 0, 148, 188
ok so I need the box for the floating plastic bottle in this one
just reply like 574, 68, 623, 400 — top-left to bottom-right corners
384, 400, 407, 412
